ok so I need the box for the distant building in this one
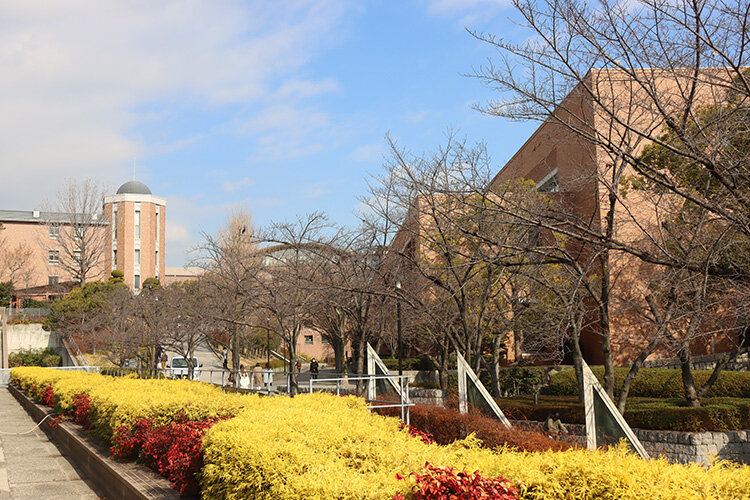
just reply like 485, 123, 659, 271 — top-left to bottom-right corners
0, 180, 166, 297
163, 266, 203, 285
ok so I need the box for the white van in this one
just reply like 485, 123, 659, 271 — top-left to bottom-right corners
168, 356, 202, 381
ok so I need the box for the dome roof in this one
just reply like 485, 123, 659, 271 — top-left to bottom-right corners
116, 181, 152, 195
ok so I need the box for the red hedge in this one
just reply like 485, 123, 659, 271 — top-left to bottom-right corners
40, 385, 54, 407
71, 393, 91, 429
378, 404, 576, 453
111, 415, 231, 495
394, 462, 519, 500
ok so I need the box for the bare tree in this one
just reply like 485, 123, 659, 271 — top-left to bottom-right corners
251, 213, 337, 394
198, 206, 260, 377
42, 179, 109, 285
0, 242, 35, 290
365, 134, 570, 395
156, 281, 211, 380
464, 0, 750, 401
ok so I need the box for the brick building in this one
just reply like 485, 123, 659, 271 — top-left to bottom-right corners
0, 180, 165, 298
389, 68, 744, 366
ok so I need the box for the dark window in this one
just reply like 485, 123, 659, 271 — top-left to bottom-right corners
304, 335, 314, 345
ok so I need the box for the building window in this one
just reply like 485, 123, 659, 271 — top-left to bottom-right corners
156, 208, 160, 242
537, 169, 560, 193
48, 249, 59, 265
74, 249, 82, 264
113, 249, 117, 267
113, 209, 118, 239
321, 336, 330, 345
304, 335, 314, 345
49, 225, 59, 239
134, 274, 141, 290
48, 275, 59, 285
135, 209, 141, 239
135, 249, 141, 265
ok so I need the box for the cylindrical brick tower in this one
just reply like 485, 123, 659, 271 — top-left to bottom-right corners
103, 181, 166, 291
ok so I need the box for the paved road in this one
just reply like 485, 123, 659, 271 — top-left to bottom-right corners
0, 389, 100, 500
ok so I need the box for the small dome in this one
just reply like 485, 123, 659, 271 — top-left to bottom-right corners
116, 181, 152, 195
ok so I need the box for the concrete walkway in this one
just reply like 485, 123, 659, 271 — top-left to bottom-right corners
0, 389, 100, 499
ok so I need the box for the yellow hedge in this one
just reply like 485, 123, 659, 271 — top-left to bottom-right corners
11, 367, 750, 499
11, 367, 245, 442
200, 393, 750, 500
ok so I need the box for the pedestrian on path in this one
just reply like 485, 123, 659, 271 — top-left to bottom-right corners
310, 358, 319, 380
252, 363, 263, 389
263, 363, 274, 390
239, 365, 250, 390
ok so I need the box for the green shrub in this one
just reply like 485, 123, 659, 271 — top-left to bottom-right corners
380, 357, 436, 371
8, 348, 61, 367
547, 366, 750, 398
500, 395, 750, 432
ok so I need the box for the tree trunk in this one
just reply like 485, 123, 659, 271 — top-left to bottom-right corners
490, 334, 503, 397
678, 340, 701, 407
332, 334, 345, 373
288, 333, 298, 396
231, 325, 240, 387
571, 329, 585, 404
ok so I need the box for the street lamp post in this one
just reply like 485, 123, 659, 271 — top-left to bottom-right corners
396, 281, 403, 376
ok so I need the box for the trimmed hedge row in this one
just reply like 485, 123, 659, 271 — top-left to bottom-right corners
501, 395, 750, 432
376, 405, 575, 452
547, 366, 750, 398
12, 368, 750, 499
8, 347, 61, 368
380, 357, 436, 371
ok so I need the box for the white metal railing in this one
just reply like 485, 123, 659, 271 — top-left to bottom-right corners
60, 334, 88, 366
5, 307, 50, 322
308, 374, 413, 425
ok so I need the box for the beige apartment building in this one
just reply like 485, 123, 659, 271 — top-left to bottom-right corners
0, 180, 165, 298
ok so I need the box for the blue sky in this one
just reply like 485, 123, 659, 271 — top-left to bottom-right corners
0, 1, 539, 266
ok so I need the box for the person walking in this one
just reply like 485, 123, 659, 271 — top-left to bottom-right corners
262, 363, 274, 391
221, 347, 229, 370
251, 363, 263, 390
310, 358, 319, 380
239, 365, 251, 390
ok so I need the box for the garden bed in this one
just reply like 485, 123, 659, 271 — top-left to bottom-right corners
11, 367, 750, 499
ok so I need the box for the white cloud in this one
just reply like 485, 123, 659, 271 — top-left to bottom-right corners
166, 224, 190, 245
0, 0, 349, 207
351, 143, 385, 163
302, 181, 334, 199
424, 0, 511, 24
223, 177, 255, 193
273, 77, 341, 100
402, 109, 434, 124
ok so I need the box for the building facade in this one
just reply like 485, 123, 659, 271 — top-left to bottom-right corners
0, 180, 165, 296
103, 181, 166, 291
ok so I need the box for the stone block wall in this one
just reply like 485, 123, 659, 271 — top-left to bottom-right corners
510, 419, 750, 465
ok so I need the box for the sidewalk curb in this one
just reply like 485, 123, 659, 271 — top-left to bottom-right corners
7, 384, 181, 500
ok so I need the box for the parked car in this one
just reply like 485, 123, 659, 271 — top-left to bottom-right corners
167, 356, 202, 380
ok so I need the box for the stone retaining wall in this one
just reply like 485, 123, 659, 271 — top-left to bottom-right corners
510, 419, 750, 465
